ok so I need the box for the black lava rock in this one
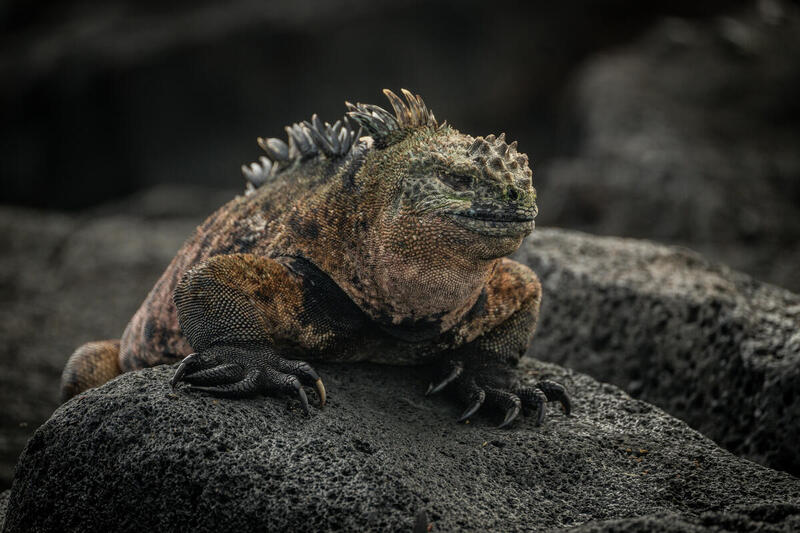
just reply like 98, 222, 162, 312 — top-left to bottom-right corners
516, 229, 800, 476
3, 360, 799, 532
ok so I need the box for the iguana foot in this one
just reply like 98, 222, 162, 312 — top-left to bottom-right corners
426, 360, 570, 428
170, 346, 325, 414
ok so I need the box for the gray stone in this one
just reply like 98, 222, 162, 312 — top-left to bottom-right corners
557, 503, 800, 532
0, 205, 196, 490
0, 490, 9, 530
539, 3, 800, 292
515, 229, 800, 476
3, 361, 800, 532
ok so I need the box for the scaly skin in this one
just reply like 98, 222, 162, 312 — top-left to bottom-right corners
61, 89, 570, 426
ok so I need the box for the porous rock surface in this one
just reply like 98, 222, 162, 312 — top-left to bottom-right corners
0, 491, 8, 528
516, 229, 800, 476
0, 194, 207, 490
3, 360, 800, 532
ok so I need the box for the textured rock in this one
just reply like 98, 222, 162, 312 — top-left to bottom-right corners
0, 202, 199, 490
4, 360, 800, 532
0, 490, 8, 530
539, 2, 800, 292
558, 503, 800, 532
515, 229, 800, 475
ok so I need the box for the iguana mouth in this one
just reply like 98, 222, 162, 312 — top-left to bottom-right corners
446, 210, 535, 237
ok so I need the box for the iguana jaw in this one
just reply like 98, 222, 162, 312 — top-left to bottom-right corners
445, 211, 535, 238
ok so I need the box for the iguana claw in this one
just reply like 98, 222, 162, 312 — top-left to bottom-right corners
425, 360, 463, 396
498, 403, 521, 429
293, 381, 310, 415
536, 379, 571, 416
315, 378, 326, 408
457, 391, 485, 423
170, 353, 198, 389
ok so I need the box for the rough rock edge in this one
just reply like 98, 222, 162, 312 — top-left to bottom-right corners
0, 490, 9, 530
516, 228, 800, 475
4, 359, 800, 532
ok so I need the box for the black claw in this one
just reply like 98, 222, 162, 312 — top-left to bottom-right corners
413, 509, 430, 533
298, 363, 320, 383
534, 400, 546, 426
559, 395, 571, 416
516, 386, 548, 426
296, 367, 325, 406
285, 361, 325, 408
537, 380, 572, 416
457, 390, 486, 423
170, 353, 198, 389
295, 384, 310, 415
497, 402, 521, 429
426, 361, 464, 396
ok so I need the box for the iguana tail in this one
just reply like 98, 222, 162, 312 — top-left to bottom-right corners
60, 340, 122, 402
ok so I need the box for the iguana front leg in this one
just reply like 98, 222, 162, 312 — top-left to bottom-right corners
427, 259, 571, 427
170, 253, 362, 412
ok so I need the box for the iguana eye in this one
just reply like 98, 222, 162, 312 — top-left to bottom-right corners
439, 173, 474, 191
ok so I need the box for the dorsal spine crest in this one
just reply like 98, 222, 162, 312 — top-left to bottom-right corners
241, 89, 439, 191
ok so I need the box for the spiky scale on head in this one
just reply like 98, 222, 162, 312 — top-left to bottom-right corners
242, 88, 443, 190
467, 134, 533, 187
345, 89, 439, 148
243, 110, 364, 191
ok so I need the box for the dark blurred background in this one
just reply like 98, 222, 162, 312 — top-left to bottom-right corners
3, 0, 799, 291
1, 0, 800, 489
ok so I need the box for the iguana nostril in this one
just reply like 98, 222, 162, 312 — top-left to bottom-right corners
508, 188, 519, 201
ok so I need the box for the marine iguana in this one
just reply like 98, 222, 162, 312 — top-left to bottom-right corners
61, 89, 570, 427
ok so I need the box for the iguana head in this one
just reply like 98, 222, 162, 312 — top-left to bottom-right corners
242, 89, 537, 263
240, 89, 537, 317
347, 89, 537, 260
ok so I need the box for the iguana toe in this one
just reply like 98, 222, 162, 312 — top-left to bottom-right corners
170, 353, 199, 389
535, 379, 572, 416
427, 360, 571, 427
187, 369, 261, 397
455, 378, 485, 422
287, 378, 310, 415
425, 360, 463, 396
514, 386, 549, 426
278, 360, 326, 408
170, 346, 325, 413
485, 387, 522, 428
182, 363, 245, 386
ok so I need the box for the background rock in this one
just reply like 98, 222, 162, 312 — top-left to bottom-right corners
540, 2, 800, 292
0, 191, 204, 490
0, 491, 8, 529
515, 230, 800, 476
3, 361, 800, 532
